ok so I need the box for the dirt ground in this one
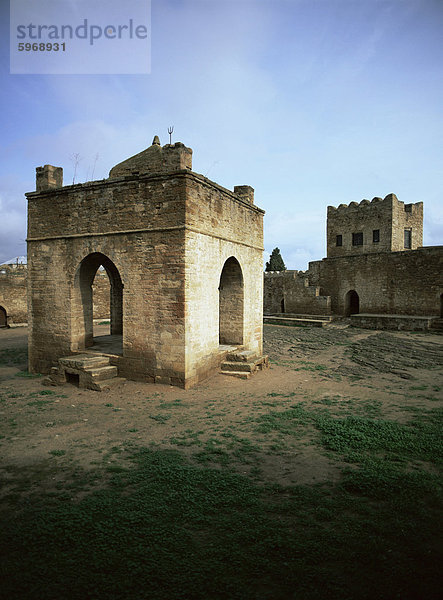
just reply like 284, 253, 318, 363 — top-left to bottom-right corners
0, 323, 442, 502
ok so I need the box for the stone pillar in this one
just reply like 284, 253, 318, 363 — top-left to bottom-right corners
36, 165, 63, 191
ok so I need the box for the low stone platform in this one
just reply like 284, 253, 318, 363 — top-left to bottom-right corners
350, 313, 440, 331
43, 354, 126, 391
220, 350, 269, 380
264, 314, 331, 328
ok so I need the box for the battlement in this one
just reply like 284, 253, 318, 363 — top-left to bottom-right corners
327, 193, 423, 214
327, 193, 423, 258
109, 135, 192, 178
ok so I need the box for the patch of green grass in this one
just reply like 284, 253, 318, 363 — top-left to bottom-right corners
157, 399, 185, 409
255, 403, 442, 477
149, 414, 171, 424
316, 411, 442, 465
27, 399, 55, 409
294, 361, 328, 373
0, 447, 440, 600
48, 450, 66, 457
0, 347, 28, 367
256, 403, 312, 435
15, 370, 40, 378
170, 430, 203, 447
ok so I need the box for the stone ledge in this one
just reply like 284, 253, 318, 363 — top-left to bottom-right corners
350, 314, 440, 331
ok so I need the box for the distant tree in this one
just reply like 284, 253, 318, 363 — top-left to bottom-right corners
265, 247, 286, 272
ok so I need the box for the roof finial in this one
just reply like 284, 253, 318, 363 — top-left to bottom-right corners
152, 135, 160, 146
168, 126, 174, 144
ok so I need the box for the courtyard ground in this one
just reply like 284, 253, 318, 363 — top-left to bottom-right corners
0, 323, 441, 599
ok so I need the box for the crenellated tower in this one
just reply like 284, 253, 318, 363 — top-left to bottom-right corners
326, 193, 423, 258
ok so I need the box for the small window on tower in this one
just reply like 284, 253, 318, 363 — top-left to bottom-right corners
336, 234, 343, 247
373, 229, 380, 243
404, 229, 412, 249
352, 232, 363, 246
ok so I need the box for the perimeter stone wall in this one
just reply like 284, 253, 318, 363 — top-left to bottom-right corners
0, 264, 27, 324
263, 270, 331, 315
309, 246, 442, 316
0, 264, 111, 326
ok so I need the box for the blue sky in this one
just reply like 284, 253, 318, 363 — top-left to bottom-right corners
1, 0, 442, 267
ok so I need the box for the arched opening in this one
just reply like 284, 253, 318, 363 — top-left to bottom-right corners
345, 290, 359, 316
440, 293, 443, 318
92, 267, 111, 323
0, 306, 7, 328
219, 257, 244, 345
281, 298, 285, 314
72, 253, 123, 354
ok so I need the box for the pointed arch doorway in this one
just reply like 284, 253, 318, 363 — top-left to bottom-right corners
219, 257, 244, 345
345, 290, 359, 316
72, 253, 123, 354
0, 306, 7, 328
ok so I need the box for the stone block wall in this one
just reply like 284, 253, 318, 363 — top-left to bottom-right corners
391, 197, 423, 251
27, 171, 188, 381
92, 271, 111, 319
0, 264, 109, 327
309, 246, 442, 316
183, 174, 264, 387
0, 264, 27, 324
264, 270, 331, 315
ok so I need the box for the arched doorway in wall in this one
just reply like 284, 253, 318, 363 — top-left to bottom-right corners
219, 257, 244, 345
0, 306, 7, 328
72, 253, 123, 354
281, 298, 285, 314
345, 290, 359, 316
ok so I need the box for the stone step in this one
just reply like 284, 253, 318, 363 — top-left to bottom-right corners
44, 353, 126, 391
89, 377, 126, 391
220, 354, 269, 379
220, 370, 251, 380
84, 365, 118, 381
59, 354, 110, 370
264, 316, 327, 328
226, 350, 258, 362
221, 361, 256, 373
269, 313, 334, 321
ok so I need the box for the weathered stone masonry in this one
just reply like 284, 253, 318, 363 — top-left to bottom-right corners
0, 264, 110, 326
0, 264, 27, 326
27, 138, 265, 388
327, 193, 423, 258
264, 194, 442, 323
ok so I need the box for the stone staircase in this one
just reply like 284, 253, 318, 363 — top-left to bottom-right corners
220, 350, 269, 380
44, 354, 125, 391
